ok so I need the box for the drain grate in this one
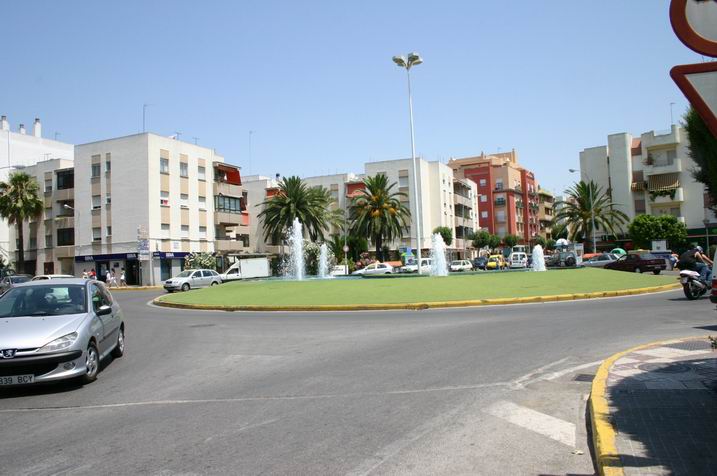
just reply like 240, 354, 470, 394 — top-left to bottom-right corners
573, 373, 595, 382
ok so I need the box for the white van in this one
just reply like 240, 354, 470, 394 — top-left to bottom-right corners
509, 252, 528, 269
220, 257, 271, 282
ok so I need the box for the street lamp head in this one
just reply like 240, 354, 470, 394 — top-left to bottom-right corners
568, 168, 578, 173
407, 52, 423, 67
63, 203, 74, 210
392, 55, 407, 68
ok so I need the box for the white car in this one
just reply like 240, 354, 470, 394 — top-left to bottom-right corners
509, 252, 528, 268
582, 253, 619, 268
31, 274, 75, 281
402, 258, 433, 274
352, 262, 394, 275
449, 260, 473, 272
163, 269, 222, 292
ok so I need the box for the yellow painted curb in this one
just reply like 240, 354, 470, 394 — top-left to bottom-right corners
152, 282, 680, 312
589, 336, 699, 476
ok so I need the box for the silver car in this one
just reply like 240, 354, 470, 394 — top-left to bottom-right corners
164, 269, 222, 292
0, 279, 124, 386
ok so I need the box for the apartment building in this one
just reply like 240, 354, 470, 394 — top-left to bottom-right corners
0, 116, 74, 264
579, 125, 716, 246
242, 174, 279, 254
450, 150, 542, 242
537, 188, 555, 240
74, 133, 246, 285
18, 159, 76, 275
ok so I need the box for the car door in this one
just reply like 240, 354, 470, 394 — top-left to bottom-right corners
190, 270, 204, 288
89, 283, 115, 355
364, 264, 377, 275
201, 270, 213, 287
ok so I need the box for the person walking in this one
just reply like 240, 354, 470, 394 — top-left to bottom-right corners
120, 268, 127, 287
105, 268, 111, 285
82, 269, 88, 279
89, 269, 96, 280
108, 269, 117, 288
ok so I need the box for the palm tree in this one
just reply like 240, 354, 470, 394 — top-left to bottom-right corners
0, 172, 43, 273
553, 181, 628, 252
349, 174, 410, 261
258, 176, 340, 243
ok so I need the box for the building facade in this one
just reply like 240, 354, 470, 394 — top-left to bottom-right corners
0, 116, 74, 264
579, 125, 716, 246
449, 150, 543, 242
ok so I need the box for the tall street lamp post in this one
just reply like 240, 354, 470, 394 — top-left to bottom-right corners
568, 169, 597, 253
393, 52, 423, 273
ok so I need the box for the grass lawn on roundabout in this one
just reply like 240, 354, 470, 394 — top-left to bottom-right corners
157, 268, 676, 308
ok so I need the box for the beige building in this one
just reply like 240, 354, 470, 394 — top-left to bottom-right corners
74, 133, 246, 284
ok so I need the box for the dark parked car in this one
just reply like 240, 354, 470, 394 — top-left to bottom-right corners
472, 256, 488, 270
0, 274, 32, 294
604, 252, 666, 274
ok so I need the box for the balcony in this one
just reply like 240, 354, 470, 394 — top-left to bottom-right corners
214, 181, 243, 198
215, 210, 249, 226
54, 246, 74, 259
54, 215, 75, 229
644, 158, 682, 176
54, 188, 74, 201
216, 239, 250, 253
649, 187, 684, 204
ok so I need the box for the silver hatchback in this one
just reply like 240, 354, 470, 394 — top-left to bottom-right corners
0, 279, 125, 386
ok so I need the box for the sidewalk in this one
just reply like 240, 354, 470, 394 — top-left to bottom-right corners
591, 337, 717, 476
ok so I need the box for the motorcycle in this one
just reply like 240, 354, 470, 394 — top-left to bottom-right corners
679, 269, 710, 300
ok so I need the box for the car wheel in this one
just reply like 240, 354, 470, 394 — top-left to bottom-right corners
211, 281, 219, 286
635, 267, 642, 273
81, 341, 100, 384
653, 269, 661, 275
111, 326, 125, 358
181, 283, 190, 292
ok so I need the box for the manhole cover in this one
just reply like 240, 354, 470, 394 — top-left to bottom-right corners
638, 363, 691, 373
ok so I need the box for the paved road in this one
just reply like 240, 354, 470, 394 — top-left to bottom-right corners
1, 289, 714, 475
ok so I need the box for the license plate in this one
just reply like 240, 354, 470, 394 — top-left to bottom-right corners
0, 374, 34, 385
680, 277, 689, 284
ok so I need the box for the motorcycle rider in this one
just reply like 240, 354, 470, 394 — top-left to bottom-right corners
677, 245, 713, 282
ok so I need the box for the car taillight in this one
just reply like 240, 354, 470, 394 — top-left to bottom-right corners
712, 277, 717, 296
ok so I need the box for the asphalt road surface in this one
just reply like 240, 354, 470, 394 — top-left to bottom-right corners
1, 288, 714, 476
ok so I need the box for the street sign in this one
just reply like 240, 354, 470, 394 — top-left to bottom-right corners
670, 0, 717, 57
670, 62, 717, 137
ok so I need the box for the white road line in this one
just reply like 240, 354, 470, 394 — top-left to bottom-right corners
510, 357, 569, 389
538, 360, 602, 382
484, 400, 576, 447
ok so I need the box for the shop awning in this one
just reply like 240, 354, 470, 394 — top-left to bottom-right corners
647, 173, 680, 192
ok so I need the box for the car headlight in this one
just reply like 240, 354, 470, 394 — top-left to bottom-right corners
38, 332, 78, 353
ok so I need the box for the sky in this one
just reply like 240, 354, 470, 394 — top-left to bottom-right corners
0, 0, 706, 194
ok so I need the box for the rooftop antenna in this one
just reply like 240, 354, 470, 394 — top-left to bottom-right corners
192, 137, 199, 145
142, 103, 152, 133
53, 132, 61, 141
174, 131, 182, 140
248, 130, 254, 175
670, 102, 676, 125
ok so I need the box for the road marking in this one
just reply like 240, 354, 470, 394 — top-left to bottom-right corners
539, 360, 602, 382
203, 418, 279, 443
485, 400, 576, 447
510, 358, 569, 389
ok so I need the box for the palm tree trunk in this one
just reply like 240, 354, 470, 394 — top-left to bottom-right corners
16, 219, 24, 274
376, 235, 382, 262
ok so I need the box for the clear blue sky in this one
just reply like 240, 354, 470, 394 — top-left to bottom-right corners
0, 0, 704, 194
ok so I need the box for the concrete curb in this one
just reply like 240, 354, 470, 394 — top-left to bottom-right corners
588, 336, 695, 476
110, 286, 163, 292
152, 282, 680, 312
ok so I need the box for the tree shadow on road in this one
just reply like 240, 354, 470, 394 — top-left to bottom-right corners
602, 353, 717, 475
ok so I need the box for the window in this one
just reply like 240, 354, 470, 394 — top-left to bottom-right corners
106, 160, 111, 173
45, 234, 52, 248
92, 227, 101, 242
91, 164, 101, 178
479, 179, 487, 187
56, 170, 74, 190
161, 223, 170, 238
481, 211, 488, 219
180, 162, 189, 178
198, 196, 207, 209
106, 194, 111, 205
496, 211, 506, 222
666, 149, 677, 164
160, 191, 169, 206
215, 195, 243, 213
480, 194, 487, 203
201, 270, 213, 277
44, 178, 52, 193
29, 237, 37, 249
57, 228, 74, 246
160, 158, 169, 174
199, 226, 207, 239
180, 193, 189, 208
106, 226, 112, 237
495, 179, 504, 190
92, 195, 101, 210
634, 199, 646, 214
399, 176, 409, 187
181, 225, 189, 238
198, 166, 206, 180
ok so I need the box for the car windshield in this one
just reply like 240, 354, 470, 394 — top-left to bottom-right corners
0, 284, 87, 318
10, 276, 30, 284
175, 271, 193, 278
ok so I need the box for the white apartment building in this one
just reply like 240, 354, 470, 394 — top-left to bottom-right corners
580, 125, 715, 244
0, 116, 74, 265
74, 133, 246, 285
242, 174, 279, 254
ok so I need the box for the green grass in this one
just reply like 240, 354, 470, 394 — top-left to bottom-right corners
158, 268, 676, 307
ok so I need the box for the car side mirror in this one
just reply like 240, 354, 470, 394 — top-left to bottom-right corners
96, 304, 112, 316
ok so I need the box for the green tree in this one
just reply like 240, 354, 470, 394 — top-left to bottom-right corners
553, 181, 629, 252
545, 238, 556, 250
532, 235, 547, 248
349, 174, 410, 261
487, 234, 502, 250
432, 226, 453, 246
471, 230, 491, 249
628, 214, 687, 249
0, 172, 43, 273
503, 234, 520, 248
258, 176, 340, 243
684, 107, 717, 210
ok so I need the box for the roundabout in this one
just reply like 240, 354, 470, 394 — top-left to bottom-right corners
154, 268, 679, 311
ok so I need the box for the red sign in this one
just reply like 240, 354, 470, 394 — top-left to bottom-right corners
670, 62, 717, 137
670, 0, 717, 57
